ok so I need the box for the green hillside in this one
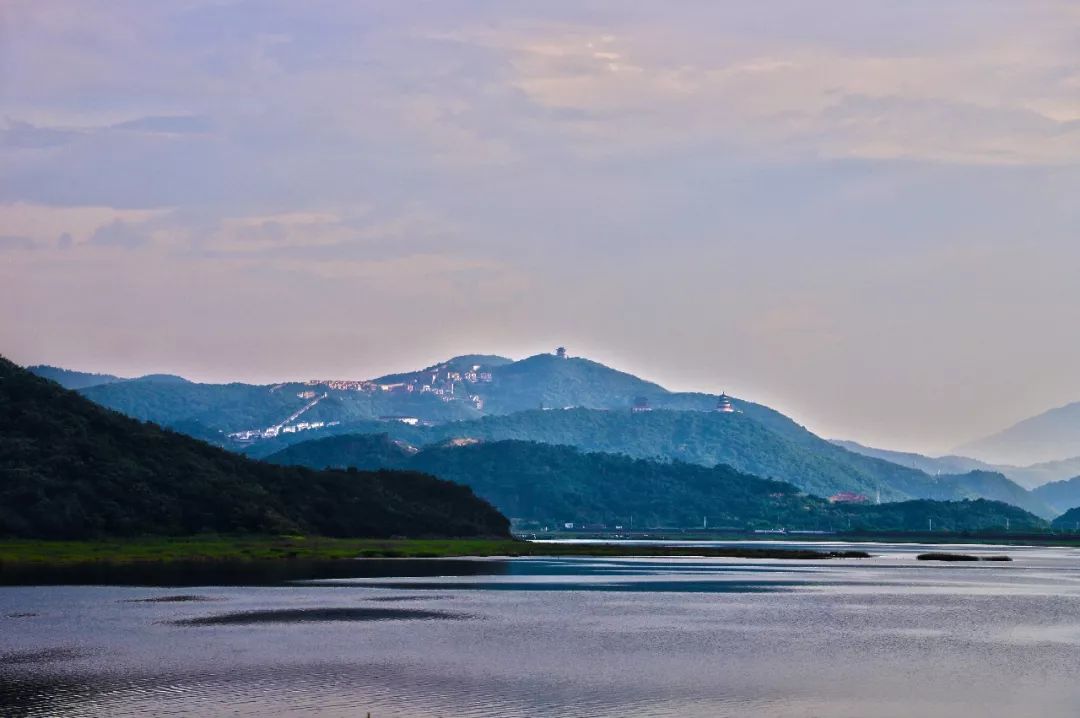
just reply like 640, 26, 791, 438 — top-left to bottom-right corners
51, 353, 1051, 511
1051, 506, 1080, 532
403, 409, 1031, 504
80, 377, 481, 435
255, 408, 1051, 512
372, 354, 512, 385
0, 357, 509, 539
935, 470, 1054, 518
268, 435, 1047, 532
479, 353, 667, 413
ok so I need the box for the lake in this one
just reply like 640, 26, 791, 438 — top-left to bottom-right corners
4, 540, 1080, 717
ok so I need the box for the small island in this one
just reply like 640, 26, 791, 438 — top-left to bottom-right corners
916, 552, 1012, 562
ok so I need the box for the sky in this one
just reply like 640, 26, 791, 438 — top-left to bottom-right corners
2, 1, 1079, 454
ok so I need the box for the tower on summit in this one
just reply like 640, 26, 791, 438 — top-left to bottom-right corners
716, 393, 735, 413
555, 346, 567, 359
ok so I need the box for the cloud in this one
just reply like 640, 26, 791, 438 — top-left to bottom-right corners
0, 203, 169, 245
0, 120, 80, 149
3, 1, 1080, 451
88, 220, 148, 249
109, 115, 212, 135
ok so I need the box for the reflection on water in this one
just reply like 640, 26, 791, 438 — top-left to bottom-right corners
3, 542, 1080, 717
174, 606, 463, 625
0, 558, 510, 587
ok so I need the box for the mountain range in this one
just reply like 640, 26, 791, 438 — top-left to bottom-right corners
833, 440, 1080, 490
266, 434, 1047, 533
954, 402, 1080, 466
24, 351, 1080, 519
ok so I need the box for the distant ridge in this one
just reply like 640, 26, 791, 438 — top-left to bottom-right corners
27, 365, 126, 390
836, 439, 1080, 490
955, 401, 1080, 466
1032, 476, 1080, 516
268, 436, 1048, 533
261, 408, 1055, 516
34, 350, 1062, 513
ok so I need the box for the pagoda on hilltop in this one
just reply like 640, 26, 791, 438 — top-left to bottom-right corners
715, 393, 735, 413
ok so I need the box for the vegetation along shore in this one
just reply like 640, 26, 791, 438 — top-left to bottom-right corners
0, 536, 871, 568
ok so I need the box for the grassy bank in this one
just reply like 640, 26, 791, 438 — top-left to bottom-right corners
0, 536, 869, 567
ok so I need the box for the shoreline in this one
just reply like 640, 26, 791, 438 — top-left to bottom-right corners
0, 536, 871, 568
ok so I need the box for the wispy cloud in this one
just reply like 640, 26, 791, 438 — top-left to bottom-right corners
2, 0, 1079, 451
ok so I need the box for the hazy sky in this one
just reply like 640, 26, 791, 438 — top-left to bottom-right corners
2, 1, 1079, 454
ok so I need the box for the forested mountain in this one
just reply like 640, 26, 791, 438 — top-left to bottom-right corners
0, 357, 508, 539
268, 435, 1047, 532
70, 352, 670, 435
272, 410, 1049, 512
79, 375, 481, 436
372, 354, 513, 385
30, 352, 1059, 513
476, 353, 667, 413
27, 365, 126, 390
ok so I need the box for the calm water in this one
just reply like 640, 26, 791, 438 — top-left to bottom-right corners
4, 541, 1080, 717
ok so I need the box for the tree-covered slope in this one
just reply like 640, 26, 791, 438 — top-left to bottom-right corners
414, 409, 1024, 503
268, 435, 1047, 532
480, 354, 667, 413
72, 352, 667, 433
49, 352, 1053, 511
1051, 505, 1080, 532
0, 357, 509, 539
264, 409, 1051, 511
79, 377, 481, 435
932, 471, 1054, 518
372, 354, 512, 385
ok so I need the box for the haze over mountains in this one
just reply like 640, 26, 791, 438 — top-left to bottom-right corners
26, 349, 1080, 521
832, 441, 1080, 491
954, 403, 1080, 467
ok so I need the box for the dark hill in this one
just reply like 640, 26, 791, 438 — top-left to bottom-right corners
268, 435, 1047, 533
0, 357, 508, 539
1051, 506, 1080, 532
